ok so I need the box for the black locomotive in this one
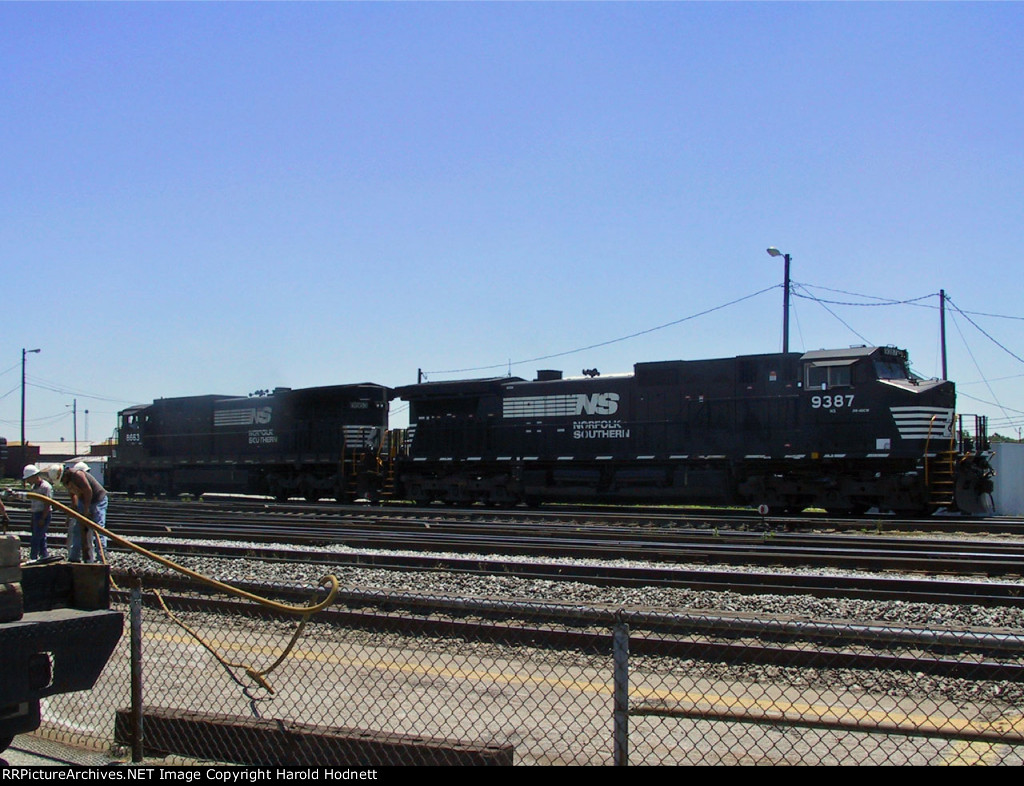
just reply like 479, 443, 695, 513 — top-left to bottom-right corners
107, 383, 391, 502
105, 345, 994, 515
394, 345, 994, 515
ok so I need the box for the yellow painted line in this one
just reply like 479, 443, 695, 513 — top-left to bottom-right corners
143, 628, 1024, 742
632, 684, 1024, 738
143, 629, 614, 695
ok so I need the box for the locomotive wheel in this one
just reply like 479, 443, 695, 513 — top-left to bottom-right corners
0, 733, 13, 753
267, 477, 290, 502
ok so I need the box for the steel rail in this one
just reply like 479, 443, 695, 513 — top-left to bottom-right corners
113, 577, 1024, 682
106, 540, 1024, 607
9, 497, 1024, 579
47, 495, 1024, 534
35, 524, 1024, 577
94, 520, 1024, 577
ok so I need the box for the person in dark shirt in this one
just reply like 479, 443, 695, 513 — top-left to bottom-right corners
60, 465, 109, 563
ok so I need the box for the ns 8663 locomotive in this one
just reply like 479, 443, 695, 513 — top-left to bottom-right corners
108, 383, 391, 502
394, 345, 994, 515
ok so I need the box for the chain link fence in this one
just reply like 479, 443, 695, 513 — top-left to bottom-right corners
30, 579, 1024, 766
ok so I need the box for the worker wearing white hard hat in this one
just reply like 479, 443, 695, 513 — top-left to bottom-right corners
23, 464, 53, 561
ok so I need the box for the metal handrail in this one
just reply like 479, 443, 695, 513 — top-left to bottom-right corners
924, 414, 938, 487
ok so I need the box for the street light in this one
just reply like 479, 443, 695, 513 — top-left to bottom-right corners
766, 247, 791, 354
21, 347, 41, 469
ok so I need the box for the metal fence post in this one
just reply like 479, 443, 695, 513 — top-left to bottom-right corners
130, 579, 144, 764
613, 613, 629, 766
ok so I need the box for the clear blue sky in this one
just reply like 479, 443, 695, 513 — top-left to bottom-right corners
2, 1, 1023, 446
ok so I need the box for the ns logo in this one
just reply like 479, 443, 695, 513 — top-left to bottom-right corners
254, 406, 272, 425
576, 393, 619, 416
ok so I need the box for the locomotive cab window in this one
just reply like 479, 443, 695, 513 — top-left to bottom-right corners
805, 360, 854, 390
874, 358, 911, 380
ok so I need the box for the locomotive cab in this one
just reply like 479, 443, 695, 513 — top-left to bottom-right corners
795, 346, 992, 514
803, 345, 926, 392
799, 346, 954, 457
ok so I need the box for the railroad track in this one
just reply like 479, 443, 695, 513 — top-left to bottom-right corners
99, 538, 1024, 607
11, 492, 1020, 530
83, 516, 1024, 579
9, 497, 1024, 583
108, 495, 1024, 534
113, 572, 1024, 682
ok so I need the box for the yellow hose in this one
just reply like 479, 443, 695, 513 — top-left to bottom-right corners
10, 490, 341, 694
16, 491, 340, 616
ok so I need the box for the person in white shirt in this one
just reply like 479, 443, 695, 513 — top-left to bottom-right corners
22, 464, 53, 561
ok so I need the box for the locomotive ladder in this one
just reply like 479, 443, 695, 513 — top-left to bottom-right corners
377, 429, 407, 500
379, 458, 397, 499
924, 415, 957, 509
348, 431, 402, 501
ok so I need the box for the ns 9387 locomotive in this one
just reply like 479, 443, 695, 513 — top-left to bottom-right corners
394, 345, 994, 515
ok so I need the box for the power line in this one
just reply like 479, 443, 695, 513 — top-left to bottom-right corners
421, 286, 774, 376
944, 297, 1024, 367
422, 280, 1024, 382
791, 282, 873, 345
947, 309, 1014, 427
424, 284, 780, 377
25, 375, 138, 405
792, 284, 939, 308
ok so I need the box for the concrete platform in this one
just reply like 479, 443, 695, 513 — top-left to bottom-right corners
1, 733, 124, 766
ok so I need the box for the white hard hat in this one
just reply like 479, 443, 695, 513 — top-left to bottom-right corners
73, 462, 89, 472
22, 464, 40, 480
